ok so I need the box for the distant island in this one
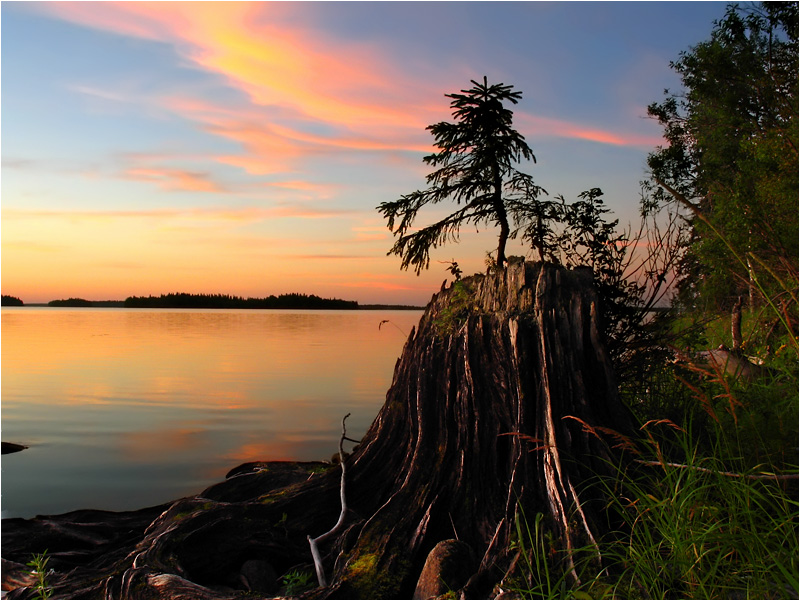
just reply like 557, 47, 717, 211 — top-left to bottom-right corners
2, 292, 423, 310
124, 292, 358, 310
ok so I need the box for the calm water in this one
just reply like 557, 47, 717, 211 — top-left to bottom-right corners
0, 308, 421, 518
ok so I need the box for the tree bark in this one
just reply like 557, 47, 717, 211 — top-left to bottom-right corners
492, 170, 509, 269
1, 261, 634, 600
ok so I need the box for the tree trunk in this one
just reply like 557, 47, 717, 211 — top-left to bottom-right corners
1, 261, 634, 600
492, 165, 508, 269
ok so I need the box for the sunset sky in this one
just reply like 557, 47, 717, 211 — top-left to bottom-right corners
1, 1, 727, 305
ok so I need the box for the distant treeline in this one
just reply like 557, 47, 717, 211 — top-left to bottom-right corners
4, 293, 421, 310
47, 298, 125, 307
48, 298, 93, 307
123, 292, 359, 310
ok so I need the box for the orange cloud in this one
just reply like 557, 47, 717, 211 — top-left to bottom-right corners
41, 0, 654, 192
1, 205, 351, 224
123, 167, 226, 193
160, 95, 432, 175
517, 112, 663, 148
46, 2, 433, 132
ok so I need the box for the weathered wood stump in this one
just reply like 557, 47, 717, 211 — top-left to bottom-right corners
1, 260, 634, 599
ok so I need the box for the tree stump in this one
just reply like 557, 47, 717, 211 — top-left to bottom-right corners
322, 259, 634, 598
1, 261, 634, 600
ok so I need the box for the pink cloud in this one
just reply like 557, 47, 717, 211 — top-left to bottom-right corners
160, 95, 432, 175
45, 2, 434, 130
123, 167, 226, 193
40, 0, 659, 192
517, 112, 663, 148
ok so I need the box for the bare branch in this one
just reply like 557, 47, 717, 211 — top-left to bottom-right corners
308, 413, 352, 587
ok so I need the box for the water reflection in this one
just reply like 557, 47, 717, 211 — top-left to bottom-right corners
1, 308, 420, 518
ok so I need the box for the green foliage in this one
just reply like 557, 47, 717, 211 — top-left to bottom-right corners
378, 77, 549, 273
1, 295, 24, 306
280, 569, 314, 597
440, 259, 463, 281
553, 189, 647, 366
645, 2, 798, 308
26, 550, 53, 600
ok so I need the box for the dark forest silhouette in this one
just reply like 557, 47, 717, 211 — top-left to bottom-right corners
124, 292, 358, 310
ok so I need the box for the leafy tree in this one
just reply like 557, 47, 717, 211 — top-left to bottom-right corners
532, 188, 683, 377
644, 2, 798, 309
378, 77, 550, 273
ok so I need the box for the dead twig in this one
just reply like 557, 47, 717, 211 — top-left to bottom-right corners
308, 413, 351, 588
379, 319, 407, 337
634, 459, 798, 481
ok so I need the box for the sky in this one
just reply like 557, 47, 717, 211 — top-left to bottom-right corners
1, 1, 730, 305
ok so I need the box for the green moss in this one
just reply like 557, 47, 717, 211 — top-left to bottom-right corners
346, 553, 377, 580
344, 551, 411, 599
305, 464, 330, 474
258, 489, 288, 504
170, 501, 213, 521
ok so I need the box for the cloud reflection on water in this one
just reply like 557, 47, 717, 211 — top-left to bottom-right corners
1, 308, 421, 517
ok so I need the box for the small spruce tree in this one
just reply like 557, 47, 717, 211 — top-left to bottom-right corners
378, 77, 550, 273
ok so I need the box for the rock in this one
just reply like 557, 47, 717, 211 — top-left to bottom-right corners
1, 442, 28, 455
1, 558, 37, 592
1, 505, 169, 570
238, 559, 278, 593
203, 461, 330, 502
413, 539, 475, 599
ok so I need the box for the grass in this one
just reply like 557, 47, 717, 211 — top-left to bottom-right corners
510, 308, 798, 599
601, 418, 798, 599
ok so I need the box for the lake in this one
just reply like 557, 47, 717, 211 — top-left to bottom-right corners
0, 308, 422, 518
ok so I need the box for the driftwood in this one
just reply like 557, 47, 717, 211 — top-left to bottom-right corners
1, 261, 634, 599
695, 345, 766, 381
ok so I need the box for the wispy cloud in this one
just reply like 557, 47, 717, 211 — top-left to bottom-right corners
1, 205, 353, 223
283, 254, 375, 261
123, 166, 227, 193
45, 3, 434, 137
517, 112, 663, 148
39, 0, 656, 193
